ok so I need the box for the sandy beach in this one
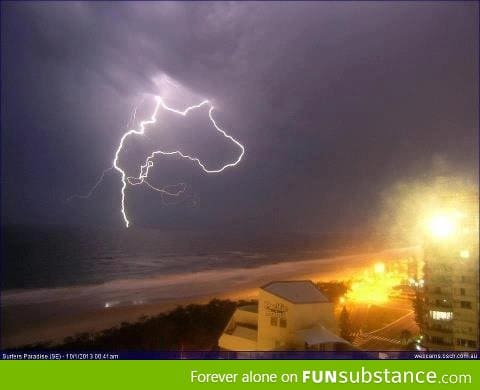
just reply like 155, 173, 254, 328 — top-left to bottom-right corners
1, 247, 415, 348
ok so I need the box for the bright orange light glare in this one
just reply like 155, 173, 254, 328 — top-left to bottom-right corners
346, 263, 402, 305
374, 262, 385, 274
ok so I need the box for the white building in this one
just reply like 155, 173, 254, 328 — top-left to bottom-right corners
219, 280, 351, 351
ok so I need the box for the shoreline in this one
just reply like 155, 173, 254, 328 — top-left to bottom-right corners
1, 247, 417, 348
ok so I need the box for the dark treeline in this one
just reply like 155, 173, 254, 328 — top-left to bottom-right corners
19, 299, 255, 351
316, 281, 350, 303
17, 282, 349, 351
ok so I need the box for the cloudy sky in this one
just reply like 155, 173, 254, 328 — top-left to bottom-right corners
1, 1, 478, 233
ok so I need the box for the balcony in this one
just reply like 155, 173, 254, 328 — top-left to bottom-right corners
428, 277, 453, 285
425, 287, 452, 296
453, 309, 478, 322
426, 337, 454, 347
426, 325, 453, 334
427, 301, 453, 309
219, 326, 258, 351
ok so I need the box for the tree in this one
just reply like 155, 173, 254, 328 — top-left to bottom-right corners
316, 281, 350, 303
412, 290, 424, 330
400, 329, 412, 345
339, 306, 354, 342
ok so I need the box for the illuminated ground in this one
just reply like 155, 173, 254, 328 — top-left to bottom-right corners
336, 298, 419, 351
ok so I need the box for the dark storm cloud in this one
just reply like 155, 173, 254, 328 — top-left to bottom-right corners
1, 1, 478, 231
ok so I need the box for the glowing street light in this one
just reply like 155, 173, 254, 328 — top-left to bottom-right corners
428, 214, 456, 238
374, 262, 385, 274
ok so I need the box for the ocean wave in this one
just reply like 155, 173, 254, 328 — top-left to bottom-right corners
1, 249, 410, 309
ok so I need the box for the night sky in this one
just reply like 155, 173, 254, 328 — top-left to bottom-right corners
1, 2, 478, 233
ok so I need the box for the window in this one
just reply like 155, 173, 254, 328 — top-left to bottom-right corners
270, 317, 278, 326
435, 299, 451, 308
460, 301, 472, 309
430, 310, 453, 320
279, 318, 287, 328
460, 288, 466, 296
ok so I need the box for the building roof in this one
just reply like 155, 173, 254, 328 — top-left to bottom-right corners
261, 280, 329, 304
295, 325, 349, 346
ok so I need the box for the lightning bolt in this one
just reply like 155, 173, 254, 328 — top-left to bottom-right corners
66, 100, 142, 203
65, 166, 115, 202
112, 96, 245, 228
70, 95, 244, 227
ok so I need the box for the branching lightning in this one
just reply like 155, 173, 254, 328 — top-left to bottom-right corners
66, 166, 115, 202
66, 100, 142, 203
74, 95, 244, 228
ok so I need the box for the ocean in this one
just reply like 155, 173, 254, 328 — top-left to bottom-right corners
1, 225, 405, 347
1, 225, 348, 291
